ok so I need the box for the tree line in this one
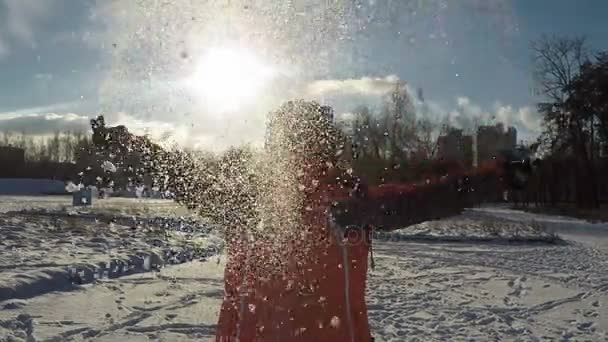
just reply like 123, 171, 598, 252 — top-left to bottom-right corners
528, 35, 608, 209
0, 130, 91, 163
337, 82, 473, 186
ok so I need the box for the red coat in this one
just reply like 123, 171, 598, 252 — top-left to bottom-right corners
216, 179, 373, 341
216, 155, 501, 341
216, 160, 503, 341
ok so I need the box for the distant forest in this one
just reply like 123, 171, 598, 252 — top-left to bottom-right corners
0, 130, 91, 163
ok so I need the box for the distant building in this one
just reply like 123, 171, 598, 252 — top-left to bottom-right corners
437, 128, 474, 169
476, 123, 517, 165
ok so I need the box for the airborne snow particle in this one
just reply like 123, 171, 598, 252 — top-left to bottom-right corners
102, 161, 117, 173
330, 316, 340, 328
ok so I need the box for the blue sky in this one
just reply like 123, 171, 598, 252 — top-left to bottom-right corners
0, 0, 607, 149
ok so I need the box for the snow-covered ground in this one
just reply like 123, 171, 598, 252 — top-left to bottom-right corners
0, 259, 224, 342
367, 207, 608, 341
1, 197, 607, 341
0, 196, 191, 217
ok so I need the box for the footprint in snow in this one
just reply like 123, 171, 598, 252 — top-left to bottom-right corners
507, 276, 530, 297
2, 299, 27, 310
561, 329, 575, 339
583, 310, 598, 318
576, 321, 594, 331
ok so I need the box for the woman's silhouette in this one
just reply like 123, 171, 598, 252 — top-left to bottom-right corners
216, 100, 373, 341
214, 100, 530, 341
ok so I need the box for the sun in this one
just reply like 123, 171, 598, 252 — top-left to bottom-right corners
187, 45, 275, 112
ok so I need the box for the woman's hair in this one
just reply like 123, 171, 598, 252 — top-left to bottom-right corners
248, 100, 353, 276
260, 100, 341, 230
173, 100, 355, 278
265, 100, 345, 173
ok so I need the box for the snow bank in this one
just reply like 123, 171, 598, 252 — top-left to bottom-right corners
0, 259, 224, 341
377, 207, 563, 244
0, 209, 222, 303
469, 206, 608, 234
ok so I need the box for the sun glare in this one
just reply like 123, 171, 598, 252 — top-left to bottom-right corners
188, 46, 275, 112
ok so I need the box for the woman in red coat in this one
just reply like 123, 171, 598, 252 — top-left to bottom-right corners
216, 100, 374, 341
214, 100, 513, 341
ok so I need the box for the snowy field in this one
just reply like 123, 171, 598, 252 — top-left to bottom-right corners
0, 196, 191, 217
1, 197, 607, 341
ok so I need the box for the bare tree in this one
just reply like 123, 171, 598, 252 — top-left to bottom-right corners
351, 105, 383, 161
49, 131, 62, 162
23, 135, 35, 162
17, 131, 27, 149
1, 130, 14, 146
342, 85, 446, 184
416, 117, 438, 159
532, 35, 598, 208
60, 132, 73, 162
532, 35, 588, 102
383, 82, 418, 164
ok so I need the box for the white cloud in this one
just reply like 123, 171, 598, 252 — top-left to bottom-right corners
494, 103, 542, 132
519, 106, 543, 131
457, 96, 485, 117
0, 102, 82, 119
306, 75, 400, 97
0, 102, 80, 119
0, 112, 90, 134
0, 109, 227, 152
446, 97, 541, 137
415, 92, 543, 137
107, 112, 192, 148
448, 96, 490, 131
308, 74, 543, 140
100, 112, 260, 153
495, 105, 514, 127
456, 96, 470, 107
